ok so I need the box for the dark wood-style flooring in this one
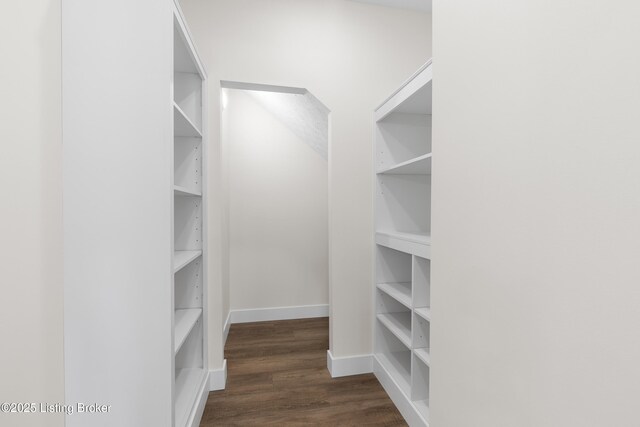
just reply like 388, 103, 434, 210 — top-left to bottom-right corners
200, 317, 406, 426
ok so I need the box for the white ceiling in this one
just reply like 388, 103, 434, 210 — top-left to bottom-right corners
349, 0, 432, 13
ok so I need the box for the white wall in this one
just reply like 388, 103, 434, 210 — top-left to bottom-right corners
432, 1, 640, 426
0, 1, 64, 426
223, 90, 328, 311
181, 0, 431, 363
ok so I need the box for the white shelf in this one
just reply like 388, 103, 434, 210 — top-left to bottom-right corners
377, 282, 412, 309
175, 367, 206, 427
174, 308, 202, 354
375, 60, 432, 121
376, 351, 411, 396
376, 231, 431, 259
414, 399, 430, 424
174, 185, 201, 197
378, 231, 431, 245
173, 250, 202, 273
377, 312, 412, 349
378, 153, 432, 175
415, 307, 431, 322
174, 103, 202, 137
414, 347, 431, 366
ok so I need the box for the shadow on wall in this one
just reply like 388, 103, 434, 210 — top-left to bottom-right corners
222, 81, 329, 160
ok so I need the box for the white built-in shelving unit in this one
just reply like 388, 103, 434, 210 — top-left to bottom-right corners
63, 1, 209, 426
373, 60, 432, 427
172, 5, 208, 427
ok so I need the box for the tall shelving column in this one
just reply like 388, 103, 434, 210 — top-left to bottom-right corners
373, 61, 432, 427
63, 1, 210, 426
172, 3, 209, 427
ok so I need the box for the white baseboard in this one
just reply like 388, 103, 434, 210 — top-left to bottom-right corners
373, 355, 427, 427
229, 304, 329, 324
326, 350, 373, 378
223, 311, 231, 345
209, 359, 227, 391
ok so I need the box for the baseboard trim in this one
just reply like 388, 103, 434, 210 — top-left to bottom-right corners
223, 311, 231, 345
209, 359, 227, 391
229, 304, 329, 324
373, 355, 427, 427
326, 350, 373, 378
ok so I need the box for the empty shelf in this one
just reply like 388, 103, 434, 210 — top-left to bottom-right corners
414, 347, 431, 366
376, 231, 431, 258
375, 60, 432, 121
377, 312, 412, 349
174, 308, 202, 354
414, 399, 430, 424
175, 368, 206, 427
415, 307, 431, 322
375, 351, 411, 396
174, 250, 202, 273
378, 231, 431, 245
174, 103, 202, 137
174, 185, 201, 197
377, 153, 432, 175
377, 282, 412, 309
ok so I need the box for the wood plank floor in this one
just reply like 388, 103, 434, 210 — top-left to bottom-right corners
200, 317, 406, 426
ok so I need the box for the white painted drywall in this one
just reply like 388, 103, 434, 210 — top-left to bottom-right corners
223, 89, 328, 311
0, 1, 64, 426
180, 0, 431, 363
350, 0, 431, 13
431, 1, 640, 425
248, 90, 329, 160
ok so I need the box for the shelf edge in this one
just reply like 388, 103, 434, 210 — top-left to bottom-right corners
377, 153, 432, 175
174, 102, 203, 137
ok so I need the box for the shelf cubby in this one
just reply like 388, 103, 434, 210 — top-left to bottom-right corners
413, 312, 430, 350
412, 353, 430, 422
377, 282, 412, 309
174, 315, 205, 427
174, 195, 202, 252
377, 245, 412, 284
173, 16, 200, 75
376, 325, 412, 397
377, 289, 412, 348
174, 72, 202, 131
375, 113, 431, 171
174, 103, 202, 138
413, 256, 431, 309
175, 257, 202, 309
174, 137, 202, 194
174, 367, 206, 427
174, 308, 202, 354
376, 173, 430, 235
377, 313, 412, 349
414, 347, 430, 367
